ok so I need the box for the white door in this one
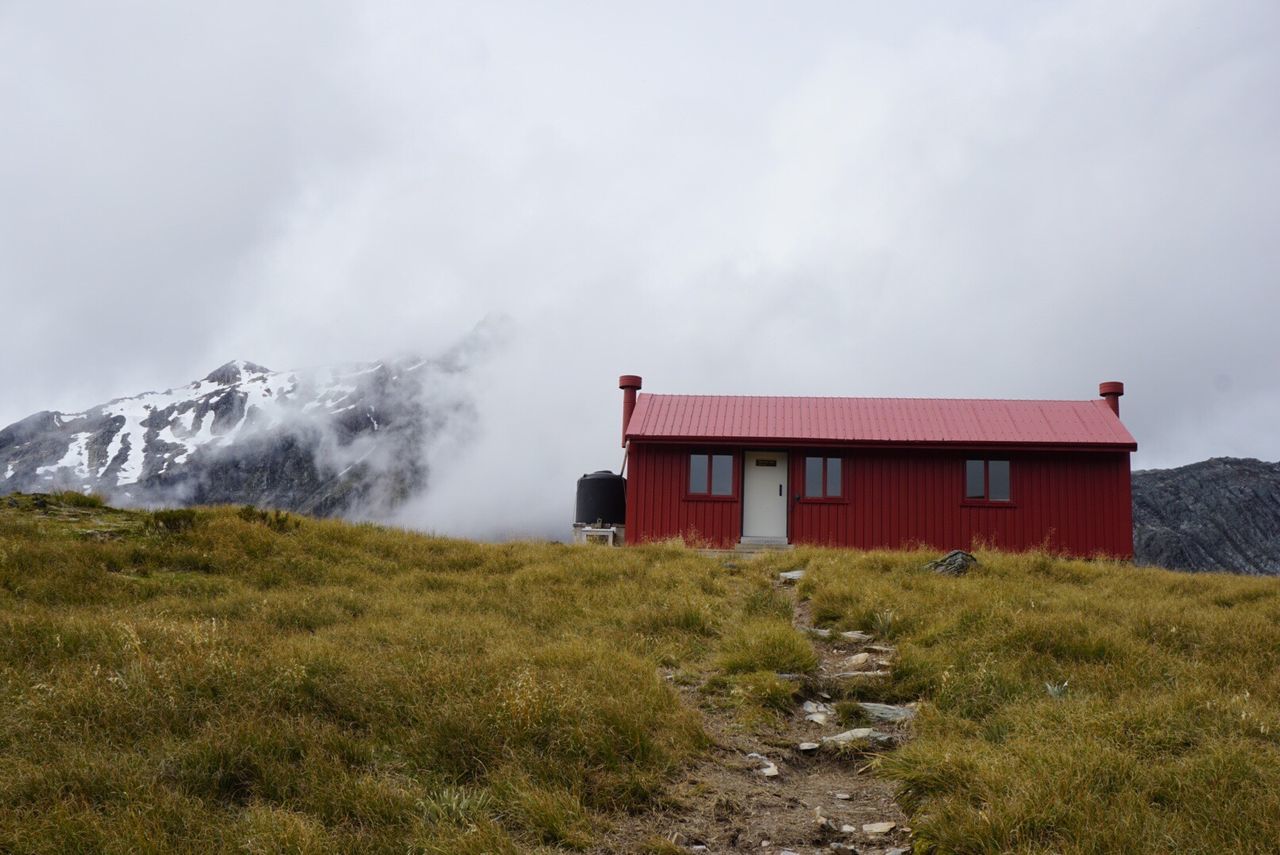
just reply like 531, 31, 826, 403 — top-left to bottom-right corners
742, 451, 788, 541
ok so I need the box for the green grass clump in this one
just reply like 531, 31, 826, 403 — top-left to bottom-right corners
731, 670, 800, 715
237, 504, 301, 533
54, 490, 106, 508
717, 618, 818, 675
147, 508, 200, 533
798, 547, 1280, 853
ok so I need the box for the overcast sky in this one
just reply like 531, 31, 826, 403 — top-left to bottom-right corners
2, 1, 1278, 532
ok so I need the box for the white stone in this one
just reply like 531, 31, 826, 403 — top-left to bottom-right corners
863, 821, 896, 835
824, 727, 875, 744
746, 752, 779, 777
798, 742, 820, 752
844, 652, 873, 669
858, 702, 916, 722
778, 570, 806, 582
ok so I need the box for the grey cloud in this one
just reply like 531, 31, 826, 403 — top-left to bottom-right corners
2, 1, 1278, 537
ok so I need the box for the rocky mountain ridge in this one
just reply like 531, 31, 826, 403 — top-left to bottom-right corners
1132, 457, 1280, 576
0, 356, 466, 517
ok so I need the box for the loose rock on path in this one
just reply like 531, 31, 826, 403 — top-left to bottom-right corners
596, 563, 914, 854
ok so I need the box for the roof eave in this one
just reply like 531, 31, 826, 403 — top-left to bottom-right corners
625, 435, 1138, 453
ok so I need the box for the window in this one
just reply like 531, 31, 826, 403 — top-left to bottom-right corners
989, 460, 1010, 502
803, 455, 842, 498
965, 459, 1011, 502
689, 453, 733, 496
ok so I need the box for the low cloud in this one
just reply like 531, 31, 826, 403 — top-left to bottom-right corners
2, 1, 1278, 540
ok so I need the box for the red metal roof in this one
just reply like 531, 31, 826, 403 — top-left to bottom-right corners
625, 394, 1137, 450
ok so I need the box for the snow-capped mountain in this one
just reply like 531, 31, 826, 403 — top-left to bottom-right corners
0, 356, 465, 516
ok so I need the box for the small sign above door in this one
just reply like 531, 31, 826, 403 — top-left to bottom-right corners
743, 451, 789, 541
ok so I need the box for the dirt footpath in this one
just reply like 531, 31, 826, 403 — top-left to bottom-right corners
597, 572, 914, 855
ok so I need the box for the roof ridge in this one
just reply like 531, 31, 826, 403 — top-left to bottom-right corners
626, 394, 1136, 449
641, 392, 1100, 404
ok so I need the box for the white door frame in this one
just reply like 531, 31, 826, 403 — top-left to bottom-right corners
741, 450, 789, 543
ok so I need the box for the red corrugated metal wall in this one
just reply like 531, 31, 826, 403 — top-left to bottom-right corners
626, 444, 1133, 557
625, 444, 742, 546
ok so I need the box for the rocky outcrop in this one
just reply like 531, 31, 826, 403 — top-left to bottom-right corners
925, 549, 977, 576
1133, 458, 1280, 576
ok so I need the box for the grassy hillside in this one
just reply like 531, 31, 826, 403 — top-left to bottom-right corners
2, 494, 1278, 853
791, 549, 1280, 853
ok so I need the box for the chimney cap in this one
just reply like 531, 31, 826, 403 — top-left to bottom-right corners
1099, 381, 1124, 397
619, 374, 643, 390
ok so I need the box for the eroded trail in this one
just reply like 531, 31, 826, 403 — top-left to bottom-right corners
599, 568, 914, 855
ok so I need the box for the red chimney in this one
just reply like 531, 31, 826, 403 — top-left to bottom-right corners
1099, 381, 1124, 416
619, 375, 642, 447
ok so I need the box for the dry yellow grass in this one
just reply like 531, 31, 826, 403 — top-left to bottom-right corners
781, 547, 1280, 854
0, 495, 797, 853
3, 494, 1278, 853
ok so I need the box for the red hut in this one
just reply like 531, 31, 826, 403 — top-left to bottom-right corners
618, 376, 1135, 557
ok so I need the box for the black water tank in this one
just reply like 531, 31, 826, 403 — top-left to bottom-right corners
575, 470, 626, 526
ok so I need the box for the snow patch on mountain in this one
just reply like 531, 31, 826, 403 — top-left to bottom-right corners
37, 432, 93, 479
0, 354, 463, 516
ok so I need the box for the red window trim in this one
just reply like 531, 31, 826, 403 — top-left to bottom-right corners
686, 450, 739, 501
798, 454, 848, 503
963, 458, 1013, 505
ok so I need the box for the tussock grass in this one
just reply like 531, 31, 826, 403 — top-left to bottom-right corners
717, 619, 818, 675
0, 495, 781, 852
53, 490, 106, 508
5, 493, 1279, 853
797, 547, 1280, 854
